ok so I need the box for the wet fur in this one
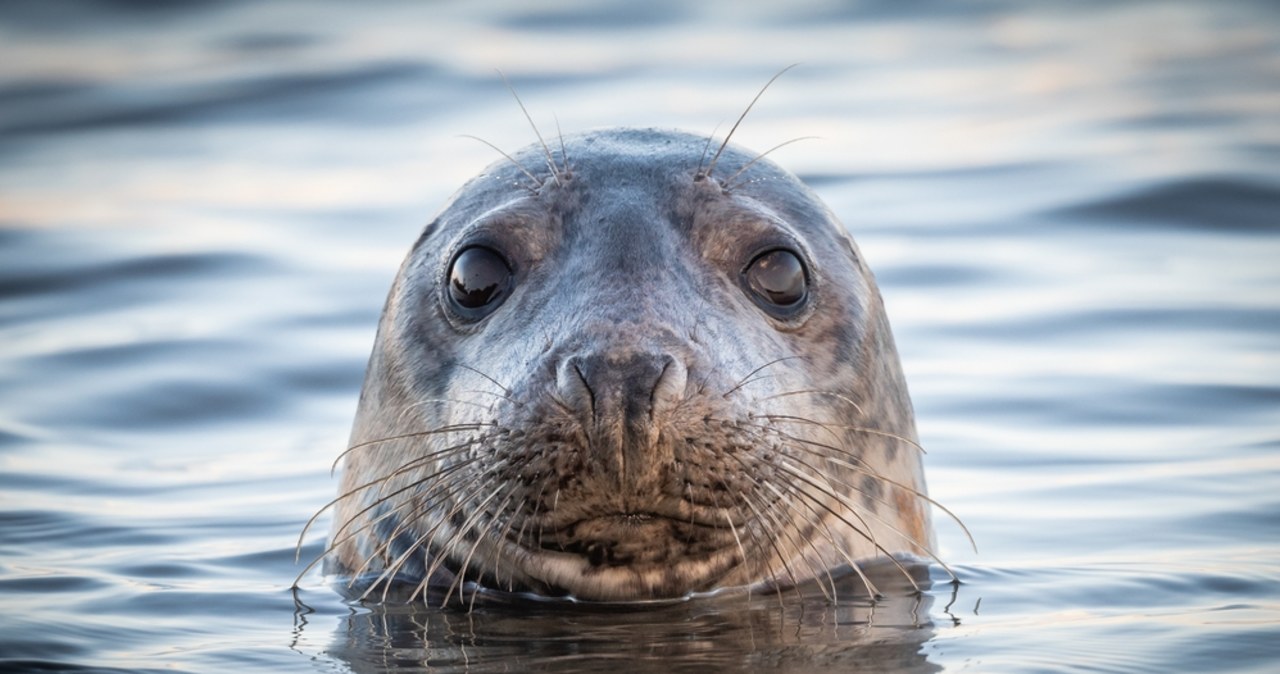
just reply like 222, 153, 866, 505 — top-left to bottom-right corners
310, 127, 946, 604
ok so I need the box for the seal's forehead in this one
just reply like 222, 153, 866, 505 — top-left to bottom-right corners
503, 127, 794, 187
437, 127, 843, 250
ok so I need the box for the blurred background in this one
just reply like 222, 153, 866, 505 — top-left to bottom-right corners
1, 1, 1278, 672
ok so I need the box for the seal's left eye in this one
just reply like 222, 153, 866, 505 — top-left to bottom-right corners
448, 246, 512, 315
743, 248, 808, 311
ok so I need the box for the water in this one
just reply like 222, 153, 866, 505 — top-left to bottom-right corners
2, 0, 1278, 671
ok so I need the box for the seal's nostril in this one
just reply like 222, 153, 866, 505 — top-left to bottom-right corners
562, 351, 678, 426
572, 359, 595, 415
554, 355, 595, 416
554, 350, 687, 461
650, 356, 688, 419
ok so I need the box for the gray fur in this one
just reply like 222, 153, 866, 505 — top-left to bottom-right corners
324, 128, 934, 603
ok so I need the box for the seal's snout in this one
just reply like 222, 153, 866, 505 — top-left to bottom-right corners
555, 350, 688, 479
556, 350, 686, 426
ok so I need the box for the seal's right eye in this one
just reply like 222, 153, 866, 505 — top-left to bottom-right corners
448, 246, 512, 316
743, 248, 808, 315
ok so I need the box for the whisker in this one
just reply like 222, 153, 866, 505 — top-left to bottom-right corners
760, 413, 927, 455
721, 509, 749, 579
479, 493, 527, 597
401, 397, 500, 415
721, 356, 804, 398
417, 484, 509, 606
771, 453, 945, 588
455, 363, 514, 397
762, 478, 865, 602
458, 134, 540, 191
766, 460, 902, 596
554, 115, 571, 177
297, 437, 482, 563
360, 473, 483, 603
694, 120, 723, 180
726, 419, 927, 591
331, 424, 487, 473
727, 488, 792, 609
721, 450, 841, 603
767, 426, 975, 553
328, 437, 487, 540
447, 492, 516, 608
497, 69, 561, 186
788, 453, 965, 581
344, 459, 486, 584
755, 389, 865, 416
293, 460, 475, 588
723, 136, 820, 191
703, 64, 798, 181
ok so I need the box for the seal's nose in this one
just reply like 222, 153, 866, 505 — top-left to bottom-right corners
556, 351, 687, 481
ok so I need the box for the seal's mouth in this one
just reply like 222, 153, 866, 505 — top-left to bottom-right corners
532, 511, 735, 568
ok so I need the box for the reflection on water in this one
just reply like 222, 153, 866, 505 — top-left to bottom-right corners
304, 564, 939, 673
2, 0, 1279, 672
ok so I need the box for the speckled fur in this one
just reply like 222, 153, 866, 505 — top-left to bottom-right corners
324, 128, 934, 603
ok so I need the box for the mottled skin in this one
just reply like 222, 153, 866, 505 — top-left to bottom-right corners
325, 128, 932, 602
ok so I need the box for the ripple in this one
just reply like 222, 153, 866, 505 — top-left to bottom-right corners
943, 305, 1280, 342
0, 509, 173, 550
0, 661, 158, 674
0, 1, 1278, 673
0, 249, 275, 305
1050, 177, 1280, 233
0, 61, 433, 136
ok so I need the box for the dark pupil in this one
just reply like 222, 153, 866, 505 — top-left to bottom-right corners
449, 247, 509, 309
748, 250, 806, 306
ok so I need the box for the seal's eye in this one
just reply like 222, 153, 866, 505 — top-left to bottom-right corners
448, 246, 512, 315
743, 248, 808, 312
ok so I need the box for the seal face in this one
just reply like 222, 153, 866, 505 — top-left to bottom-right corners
324, 128, 934, 603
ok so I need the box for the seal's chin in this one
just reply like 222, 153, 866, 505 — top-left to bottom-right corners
500, 512, 746, 601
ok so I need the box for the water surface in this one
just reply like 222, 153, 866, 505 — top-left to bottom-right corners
2, 1, 1278, 672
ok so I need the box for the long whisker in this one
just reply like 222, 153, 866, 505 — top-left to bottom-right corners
755, 389, 865, 416
497, 69, 560, 186
761, 477, 875, 600
416, 483, 509, 605
763, 425, 975, 553
740, 479, 837, 604
459, 134, 540, 190
773, 444, 954, 587
727, 419, 931, 591
703, 64, 798, 181
328, 436, 486, 539
293, 457, 478, 587
723, 136, 819, 191
694, 121, 724, 180
478, 492, 527, 598
721, 356, 804, 398
728, 488, 793, 609
716, 485, 793, 606
298, 436, 482, 561
771, 457, 921, 593
344, 459, 485, 584
447, 491, 516, 608
760, 413, 928, 455
455, 363, 514, 397
554, 115, 571, 177
360, 464, 497, 603
331, 424, 486, 473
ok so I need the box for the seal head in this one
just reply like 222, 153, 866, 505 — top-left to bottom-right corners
325, 128, 932, 602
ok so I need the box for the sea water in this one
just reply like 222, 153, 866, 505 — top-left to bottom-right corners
1, 1, 1278, 672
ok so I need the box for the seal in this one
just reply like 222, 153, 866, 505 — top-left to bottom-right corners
311, 125, 952, 604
